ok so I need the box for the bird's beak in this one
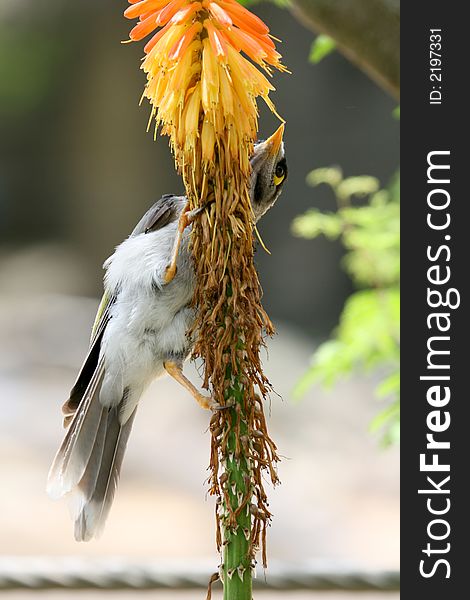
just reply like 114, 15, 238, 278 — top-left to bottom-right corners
264, 123, 285, 157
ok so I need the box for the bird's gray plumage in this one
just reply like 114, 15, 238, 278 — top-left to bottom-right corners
47, 132, 287, 541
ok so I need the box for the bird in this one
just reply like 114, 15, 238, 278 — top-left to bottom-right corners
47, 124, 287, 542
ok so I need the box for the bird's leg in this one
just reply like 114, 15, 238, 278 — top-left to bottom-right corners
164, 360, 220, 410
164, 203, 205, 284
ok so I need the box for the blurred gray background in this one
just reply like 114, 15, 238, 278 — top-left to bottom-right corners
0, 0, 399, 598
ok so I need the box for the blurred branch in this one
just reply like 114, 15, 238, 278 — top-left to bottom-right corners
288, 0, 400, 98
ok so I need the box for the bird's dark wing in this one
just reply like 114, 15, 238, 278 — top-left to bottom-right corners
130, 194, 186, 236
62, 295, 114, 419
60, 194, 186, 420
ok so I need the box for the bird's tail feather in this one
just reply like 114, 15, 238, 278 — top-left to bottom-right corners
47, 362, 105, 499
72, 406, 137, 541
47, 368, 138, 541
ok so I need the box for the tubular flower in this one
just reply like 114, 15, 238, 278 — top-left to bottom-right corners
125, 0, 286, 171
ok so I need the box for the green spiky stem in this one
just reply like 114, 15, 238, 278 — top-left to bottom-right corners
222, 380, 252, 600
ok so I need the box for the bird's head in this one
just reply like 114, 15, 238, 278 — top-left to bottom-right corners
250, 124, 288, 221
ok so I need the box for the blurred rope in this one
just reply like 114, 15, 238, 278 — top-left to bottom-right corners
0, 558, 399, 591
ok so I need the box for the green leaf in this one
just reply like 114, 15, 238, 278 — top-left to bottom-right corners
386, 419, 401, 445
336, 176, 380, 203
370, 190, 389, 207
306, 166, 343, 190
369, 400, 400, 434
309, 35, 336, 64
293, 340, 350, 397
294, 288, 400, 399
291, 209, 343, 240
376, 373, 400, 399
370, 399, 400, 447
293, 170, 401, 445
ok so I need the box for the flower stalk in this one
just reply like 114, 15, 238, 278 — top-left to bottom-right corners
124, 2, 286, 597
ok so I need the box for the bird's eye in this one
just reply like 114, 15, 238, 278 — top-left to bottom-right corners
273, 163, 285, 186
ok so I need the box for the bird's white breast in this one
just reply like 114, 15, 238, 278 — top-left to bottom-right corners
99, 224, 195, 408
